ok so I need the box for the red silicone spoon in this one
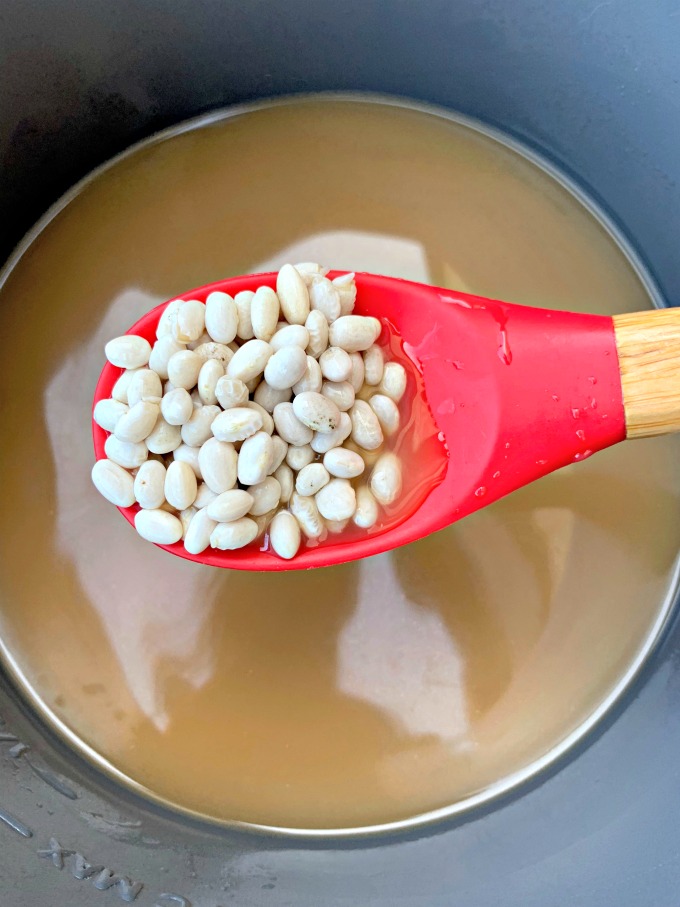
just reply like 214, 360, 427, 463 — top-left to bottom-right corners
93, 271, 680, 571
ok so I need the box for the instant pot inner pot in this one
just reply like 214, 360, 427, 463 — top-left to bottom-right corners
0, 0, 680, 907
0, 97, 678, 836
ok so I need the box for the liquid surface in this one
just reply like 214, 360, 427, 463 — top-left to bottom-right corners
0, 98, 679, 831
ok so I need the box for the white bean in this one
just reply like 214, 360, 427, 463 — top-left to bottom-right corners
104, 434, 149, 469
349, 352, 365, 392
149, 336, 185, 380
310, 411, 352, 454
370, 452, 402, 505
237, 431, 275, 486
173, 300, 206, 343
113, 400, 159, 443
254, 381, 291, 413
273, 402, 313, 446
205, 291, 238, 344
316, 478, 356, 521
134, 460, 165, 510
234, 290, 255, 340
161, 387, 193, 425
323, 447, 365, 479
363, 345, 384, 386
111, 368, 139, 403
309, 276, 341, 322
292, 356, 323, 394
245, 401, 275, 435
135, 508, 183, 545
91, 459, 136, 507
268, 435, 288, 473
321, 380, 355, 412
248, 477, 282, 516
184, 507, 218, 555
329, 315, 381, 353
192, 341, 234, 369
145, 415, 182, 454
227, 339, 273, 383
277, 264, 310, 324
93, 398, 128, 433
350, 400, 384, 450
270, 324, 310, 352
164, 460, 198, 510
296, 463, 330, 496
304, 310, 329, 359
290, 492, 325, 539
353, 485, 380, 529
167, 350, 203, 390
173, 443, 203, 478
198, 437, 237, 494
274, 463, 294, 503
292, 392, 341, 433
211, 407, 263, 442
286, 444, 315, 471
251, 286, 280, 341
207, 489, 254, 522
264, 345, 308, 390
333, 273, 357, 315
127, 369, 162, 406
210, 518, 259, 550
180, 405, 220, 447
320, 347, 352, 382
377, 362, 407, 402
105, 334, 152, 369
157, 299, 182, 339
269, 511, 301, 560
369, 394, 400, 436
215, 376, 249, 410
194, 482, 218, 509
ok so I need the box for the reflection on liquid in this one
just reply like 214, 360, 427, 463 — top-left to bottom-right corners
44, 287, 220, 731
338, 554, 471, 744
0, 99, 678, 829
254, 229, 433, 283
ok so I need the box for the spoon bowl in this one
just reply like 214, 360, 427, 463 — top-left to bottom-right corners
94, 271, 679, 570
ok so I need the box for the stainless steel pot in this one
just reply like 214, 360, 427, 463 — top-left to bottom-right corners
2, 2, 680, 904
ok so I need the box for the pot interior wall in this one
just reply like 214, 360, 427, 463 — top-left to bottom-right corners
2, 1, 680, 308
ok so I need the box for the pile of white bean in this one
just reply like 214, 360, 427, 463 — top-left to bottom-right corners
91, 263, 406, 560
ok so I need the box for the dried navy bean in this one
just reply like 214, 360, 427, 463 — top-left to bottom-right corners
135, 508, 183, 545
133, 459, 167, 509
292, 392, 341, 433
205, 291, 238, 344
105, 335, 152, 369
92, 459, 136, 507
210, 518, 258, 550
316, 478, 356, 521
198, 437, 238, 494
277, 264, 310, 324
207, 489, 254, 522
269, 511, 301, 560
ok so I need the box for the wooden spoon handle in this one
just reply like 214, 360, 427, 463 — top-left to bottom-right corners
614, 308, 680, 439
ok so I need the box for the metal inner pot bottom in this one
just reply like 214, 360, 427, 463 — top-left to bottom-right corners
0, 96, 678, 835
